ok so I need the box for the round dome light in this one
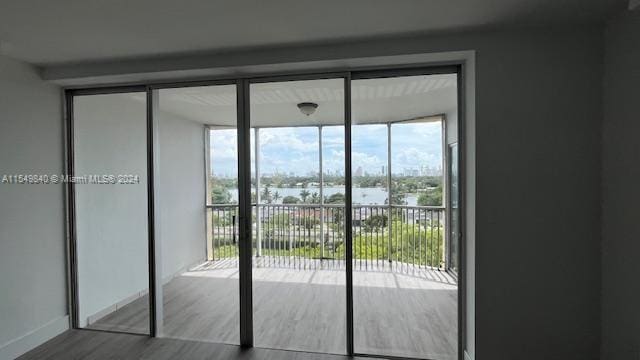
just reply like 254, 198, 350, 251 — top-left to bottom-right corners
297, 102, 318, 116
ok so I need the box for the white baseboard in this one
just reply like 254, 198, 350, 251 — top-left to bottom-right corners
162, 259, 206, 285
464, 350, 473, 360
86, 289, 149, 326
0, 315, 69, 360
86, 258, 206, 326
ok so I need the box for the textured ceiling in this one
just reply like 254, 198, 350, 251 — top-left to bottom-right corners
157, 74, 456, 127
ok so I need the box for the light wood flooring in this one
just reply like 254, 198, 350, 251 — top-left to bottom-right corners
81, 261, 456, 359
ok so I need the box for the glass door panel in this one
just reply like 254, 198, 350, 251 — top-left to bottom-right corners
250, 78, 346, 354
74, 92, 150, 334
351, 73, 459, 360
154, 84, 239, 344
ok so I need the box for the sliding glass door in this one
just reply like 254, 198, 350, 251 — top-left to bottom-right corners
249, 78, 347, 354
68, 67, 461, 360
73, 91, 150, 334
153, 84, 240, 344
351, 73, 459, 360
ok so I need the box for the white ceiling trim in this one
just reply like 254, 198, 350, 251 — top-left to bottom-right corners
43, 31, 475, 87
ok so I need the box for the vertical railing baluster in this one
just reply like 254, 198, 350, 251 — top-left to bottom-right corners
274, 205, 278, 267
437, 210, 442, 270
365, 206, 368, 270
308, 206, 311, 269
287, 206, 291, 268
265, 206, 270, 267
215, 208, 218, 259
283, 205, 286, 267
213, 209, 217, 261
359, 207, 362, 271
418, 209, 422, 269
279, 205, 282, 268
297, 207, 300, 270
280, 205, 283, 268
218, 208, 221, 260
221, 208, 231, 258
314, 206, 318, 270
368, 207, 371, 270
412, 208, 415, 273
272, 205, 276, 268
398, 207, 401, 272
331, 207, 334, 269
216, 208, 220, 259
430, 209, 435, 267
376, 207, 380, 270
273, 205, 277, 267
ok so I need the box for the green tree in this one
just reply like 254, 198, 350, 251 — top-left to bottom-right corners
417, 185, 442, 206
211, 185, 232, 204
325, 192, 345, 204
282, 195, 300, 204
301, 216, 319, 237
261, 185, 273, 204
300, 189, 311, 203
363, 214, 387, 230
386, 182, 407, 205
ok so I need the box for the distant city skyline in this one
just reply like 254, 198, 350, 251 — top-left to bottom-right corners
209, 122, 443, 178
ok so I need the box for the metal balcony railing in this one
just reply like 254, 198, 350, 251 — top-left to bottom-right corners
206, 203, 446, 273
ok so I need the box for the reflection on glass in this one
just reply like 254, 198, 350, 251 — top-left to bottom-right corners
74, 92, 149, 335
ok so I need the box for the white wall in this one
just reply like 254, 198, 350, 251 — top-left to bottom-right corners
73, 93, 149, 328
156, 110, 206, 281
601, 10, 640, 360
0, 55, 67, 359
468, 28, 603, 360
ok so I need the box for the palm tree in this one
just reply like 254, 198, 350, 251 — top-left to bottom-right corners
262, 185, 273, 204
300, 189, 311, 203
273, 191, 281, 203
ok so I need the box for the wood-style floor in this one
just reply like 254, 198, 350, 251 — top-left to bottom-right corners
18, 330, 365, 360
80, 261, 457, 359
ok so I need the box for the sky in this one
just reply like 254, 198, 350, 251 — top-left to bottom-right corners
209, 122, 442, 178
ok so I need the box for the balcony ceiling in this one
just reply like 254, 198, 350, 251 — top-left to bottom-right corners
157, 74, 457, 127
0, 0, 626, 66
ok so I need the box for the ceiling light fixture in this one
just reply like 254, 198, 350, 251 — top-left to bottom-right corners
297, 102, 318, 116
